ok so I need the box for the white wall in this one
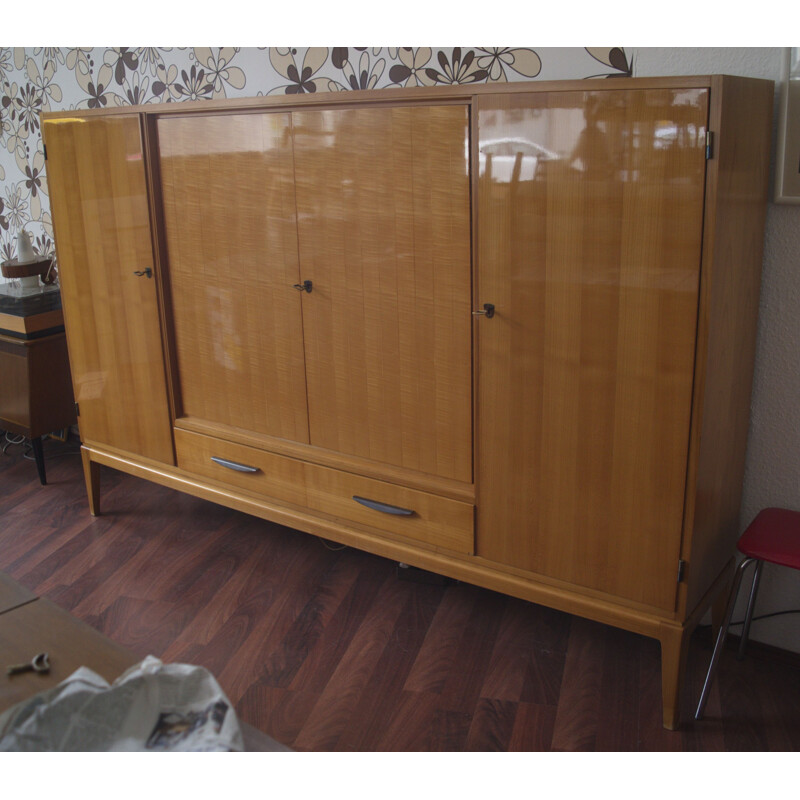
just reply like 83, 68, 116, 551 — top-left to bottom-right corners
637, 48, 800, 652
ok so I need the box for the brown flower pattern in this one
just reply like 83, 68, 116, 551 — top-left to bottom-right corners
476, 48, 542, 82
424, 48, 488, 85
193, 48, 246, 99
269, 48, 329, 94
0, 46, 631, 282
104, 47, 140, 86
585, 48, 632, 78
330, 49, 385, 91
173, 64, 215, 101
389, 48, 433, 87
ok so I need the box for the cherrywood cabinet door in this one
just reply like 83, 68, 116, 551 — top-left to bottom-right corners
44, 115, 174, 464
475, 88, 710, 611
156, 112, 310, 443
292, 104, 472, 482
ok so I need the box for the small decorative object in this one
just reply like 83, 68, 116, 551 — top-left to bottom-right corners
17, 228, 35, 262
1, 230, 54, 293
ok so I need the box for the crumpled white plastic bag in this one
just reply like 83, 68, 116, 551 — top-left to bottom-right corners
0, 655, 244, 752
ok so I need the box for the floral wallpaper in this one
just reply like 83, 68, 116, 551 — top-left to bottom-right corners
0, 46, 631, 282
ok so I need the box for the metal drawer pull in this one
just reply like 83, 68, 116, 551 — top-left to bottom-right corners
352, 495, 415, 516
211, 456, 259, 474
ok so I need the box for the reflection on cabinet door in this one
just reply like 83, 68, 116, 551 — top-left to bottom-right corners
476, 88, 710, 611
292, 104, 473, 482
156, 112, 310, 443
44, 114, 174, 464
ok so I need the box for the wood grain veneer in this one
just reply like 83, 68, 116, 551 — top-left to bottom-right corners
39, 75, 731, 122
293, 104, 473, 482
0, 308, 63, 336
174, 426, 308, 507
303, 461, 474, 555
0, 332, 75, 438
42, 114, 174, 465
175, 427, 474, 555
679, 76, 775, 615
475, 87, 709, 612
174, 414, 475, 503
0, 336, 32, 429
156, 112, 310, 443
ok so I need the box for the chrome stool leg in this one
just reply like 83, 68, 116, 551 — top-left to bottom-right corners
695, 557, 757, 721
737, 560, 763, 660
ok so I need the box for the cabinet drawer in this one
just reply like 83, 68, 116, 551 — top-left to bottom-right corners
304, 463, 474, 554
175, 428, 474, 555
174, 428, 307, 506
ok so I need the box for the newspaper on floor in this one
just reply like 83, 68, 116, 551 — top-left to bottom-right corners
0, 655, 244, 752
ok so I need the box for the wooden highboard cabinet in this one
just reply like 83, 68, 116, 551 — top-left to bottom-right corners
42, 75, 774, 730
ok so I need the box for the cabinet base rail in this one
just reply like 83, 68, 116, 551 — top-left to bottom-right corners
80, 443, 728, 731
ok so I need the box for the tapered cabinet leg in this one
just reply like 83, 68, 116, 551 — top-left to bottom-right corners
31, 437, 47, 485
81, 446, 101, 516
659, 624, 690, 730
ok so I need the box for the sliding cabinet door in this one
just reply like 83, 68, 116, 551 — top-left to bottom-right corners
476, 88, 709, 610
44, 114, 174, 464
292, 104, 472, 482
157, 112, 309, 443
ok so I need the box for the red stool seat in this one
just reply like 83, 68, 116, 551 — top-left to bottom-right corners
696, 506, 800, 721
738, 507, 800, 570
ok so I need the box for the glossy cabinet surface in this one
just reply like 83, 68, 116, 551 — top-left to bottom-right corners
476, 88, 710, 611
43, 114, 174, 464
158, 104, 473, 483
293, 104, 472, 482
157, 112, 310, 443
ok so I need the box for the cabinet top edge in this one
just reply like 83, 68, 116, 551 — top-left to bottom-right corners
40, 74, 772, 121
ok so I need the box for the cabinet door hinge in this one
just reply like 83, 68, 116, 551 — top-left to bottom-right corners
705, 131, 714, 160
74, 402, 80, 417
43, 144, 47, 160
677, 559, 687, 583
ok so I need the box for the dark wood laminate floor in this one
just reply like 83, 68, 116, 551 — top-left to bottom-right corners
1, 435, 799, 751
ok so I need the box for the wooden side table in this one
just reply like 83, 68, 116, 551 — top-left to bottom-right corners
0, 290, 76, 485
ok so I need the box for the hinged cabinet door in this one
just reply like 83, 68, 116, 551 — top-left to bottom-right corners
475, 88, 710, 610
156, 112, 310, 443
292, 104, 473, 482
44, 114, 174, 464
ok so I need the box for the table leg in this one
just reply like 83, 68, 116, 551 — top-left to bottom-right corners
31, 436, 47, 485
